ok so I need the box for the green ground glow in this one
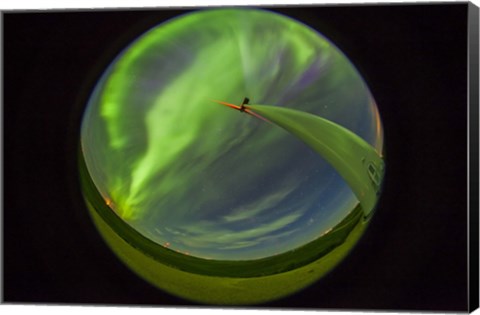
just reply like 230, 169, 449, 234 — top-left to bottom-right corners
88, 200, 367, 305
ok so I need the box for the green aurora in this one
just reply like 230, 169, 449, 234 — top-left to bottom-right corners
82, 8, 383, 260
80, 8, 385, 303
246, 104, 384, 218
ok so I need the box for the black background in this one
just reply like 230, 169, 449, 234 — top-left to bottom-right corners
3, 3, 470, 311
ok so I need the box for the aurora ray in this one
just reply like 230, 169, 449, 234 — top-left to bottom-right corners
213, 100, 385, 218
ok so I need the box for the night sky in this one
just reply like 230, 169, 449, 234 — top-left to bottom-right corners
81, 8, 381, 260
4, 3, 472, 311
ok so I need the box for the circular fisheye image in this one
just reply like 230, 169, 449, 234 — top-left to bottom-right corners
80, 8, 385, 305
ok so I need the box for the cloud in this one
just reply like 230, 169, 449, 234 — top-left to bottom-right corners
222, 183, 299, 223
164, 226, 188, 237
176, 210, 305, 252
218, 240, 259, 250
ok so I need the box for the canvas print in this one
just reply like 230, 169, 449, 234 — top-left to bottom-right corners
3, 2, 479, 312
